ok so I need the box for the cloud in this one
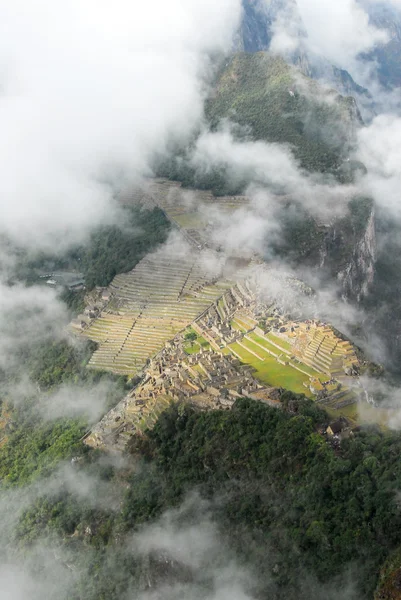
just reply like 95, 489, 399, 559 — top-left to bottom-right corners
358, 374, 401, 429
357, 113, 401, 218
295, 0, 388, 69
269, 0, 307, 56
0, 0, 241, 250
191, 127, 356, 222
0, 279, 68, 370
361, 0, 401, 11
38, 380, 121, 424
0, 460, 126, 600
0, 560, 74, 600
133, 493, 257, 600
267, 0, 391, 96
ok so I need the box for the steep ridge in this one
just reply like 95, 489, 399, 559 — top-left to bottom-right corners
238, 0, 371, 102
206, 52, 362, 174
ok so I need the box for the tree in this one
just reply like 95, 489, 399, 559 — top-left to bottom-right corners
185, 331, 197, 346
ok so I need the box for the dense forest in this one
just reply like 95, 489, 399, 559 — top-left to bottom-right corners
2, 392, 401, 599
12, 205, 170, 291
0, 339, 128, 487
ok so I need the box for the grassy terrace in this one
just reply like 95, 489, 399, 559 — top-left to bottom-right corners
80, 249, 233, 376
227, 341, 312, 397
183, 329, 210, 355
231, 318, 250, 332
249, 333, 327, 379
266, 332, 293, 352
248, 333, 284, 355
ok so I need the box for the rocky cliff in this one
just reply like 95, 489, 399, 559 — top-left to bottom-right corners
274, 197, 376, 303
322, 200, 376, 302
360, 0, 401, 89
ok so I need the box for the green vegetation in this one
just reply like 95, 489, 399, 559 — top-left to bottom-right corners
157, 53, 360, 195
0, 415, 87, 487
265, 332, 293, 352
272, 202, 325, 266
0, 339, 128, 488
75, 206, 170, 288
206, 53, 355, 174
183, 328, 210, 355
10, 397, 401, 598
59, 287, 86, 312
13, 205, 170, 290
184, 330, 197, 343
228, 340, 312, 395
124, 398, 401, 598
27, 339, 97, 389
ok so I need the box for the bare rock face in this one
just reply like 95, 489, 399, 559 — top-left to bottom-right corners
360, 0, 401, 89
337, 206, 376, 302
319, 198, 376, 302
236, 0, 274, 53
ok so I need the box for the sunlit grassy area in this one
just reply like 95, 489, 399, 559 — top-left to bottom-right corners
184, 343, 201, 355
231, 318, 250, 332
266, 332, 293, 352
249, 333, 327, 379
228, 342, 312, 397
248, 333, 283, 356
183, 329, 210, 355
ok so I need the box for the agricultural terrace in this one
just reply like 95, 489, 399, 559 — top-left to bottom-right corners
124, 178, 251, 249
79, 242, 232, 377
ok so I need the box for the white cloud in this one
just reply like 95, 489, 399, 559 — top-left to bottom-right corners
191, 127, 355, 223
0, 280, 68, 369
0, 0, 241, 249
295, 0, 388, 69
357, 114, 401, 217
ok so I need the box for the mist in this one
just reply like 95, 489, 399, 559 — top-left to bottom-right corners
0, 0, 242, 250
2, 1, 401, 598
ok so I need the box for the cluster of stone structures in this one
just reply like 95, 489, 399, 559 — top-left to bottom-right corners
74, 179, 368, 452
82, 266, 363, 452
190, 282, 361, 409
83, 329, 281, 452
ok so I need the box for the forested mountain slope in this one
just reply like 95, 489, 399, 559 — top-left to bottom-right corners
5, 396, 401, 599
206, 53, 361, 174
